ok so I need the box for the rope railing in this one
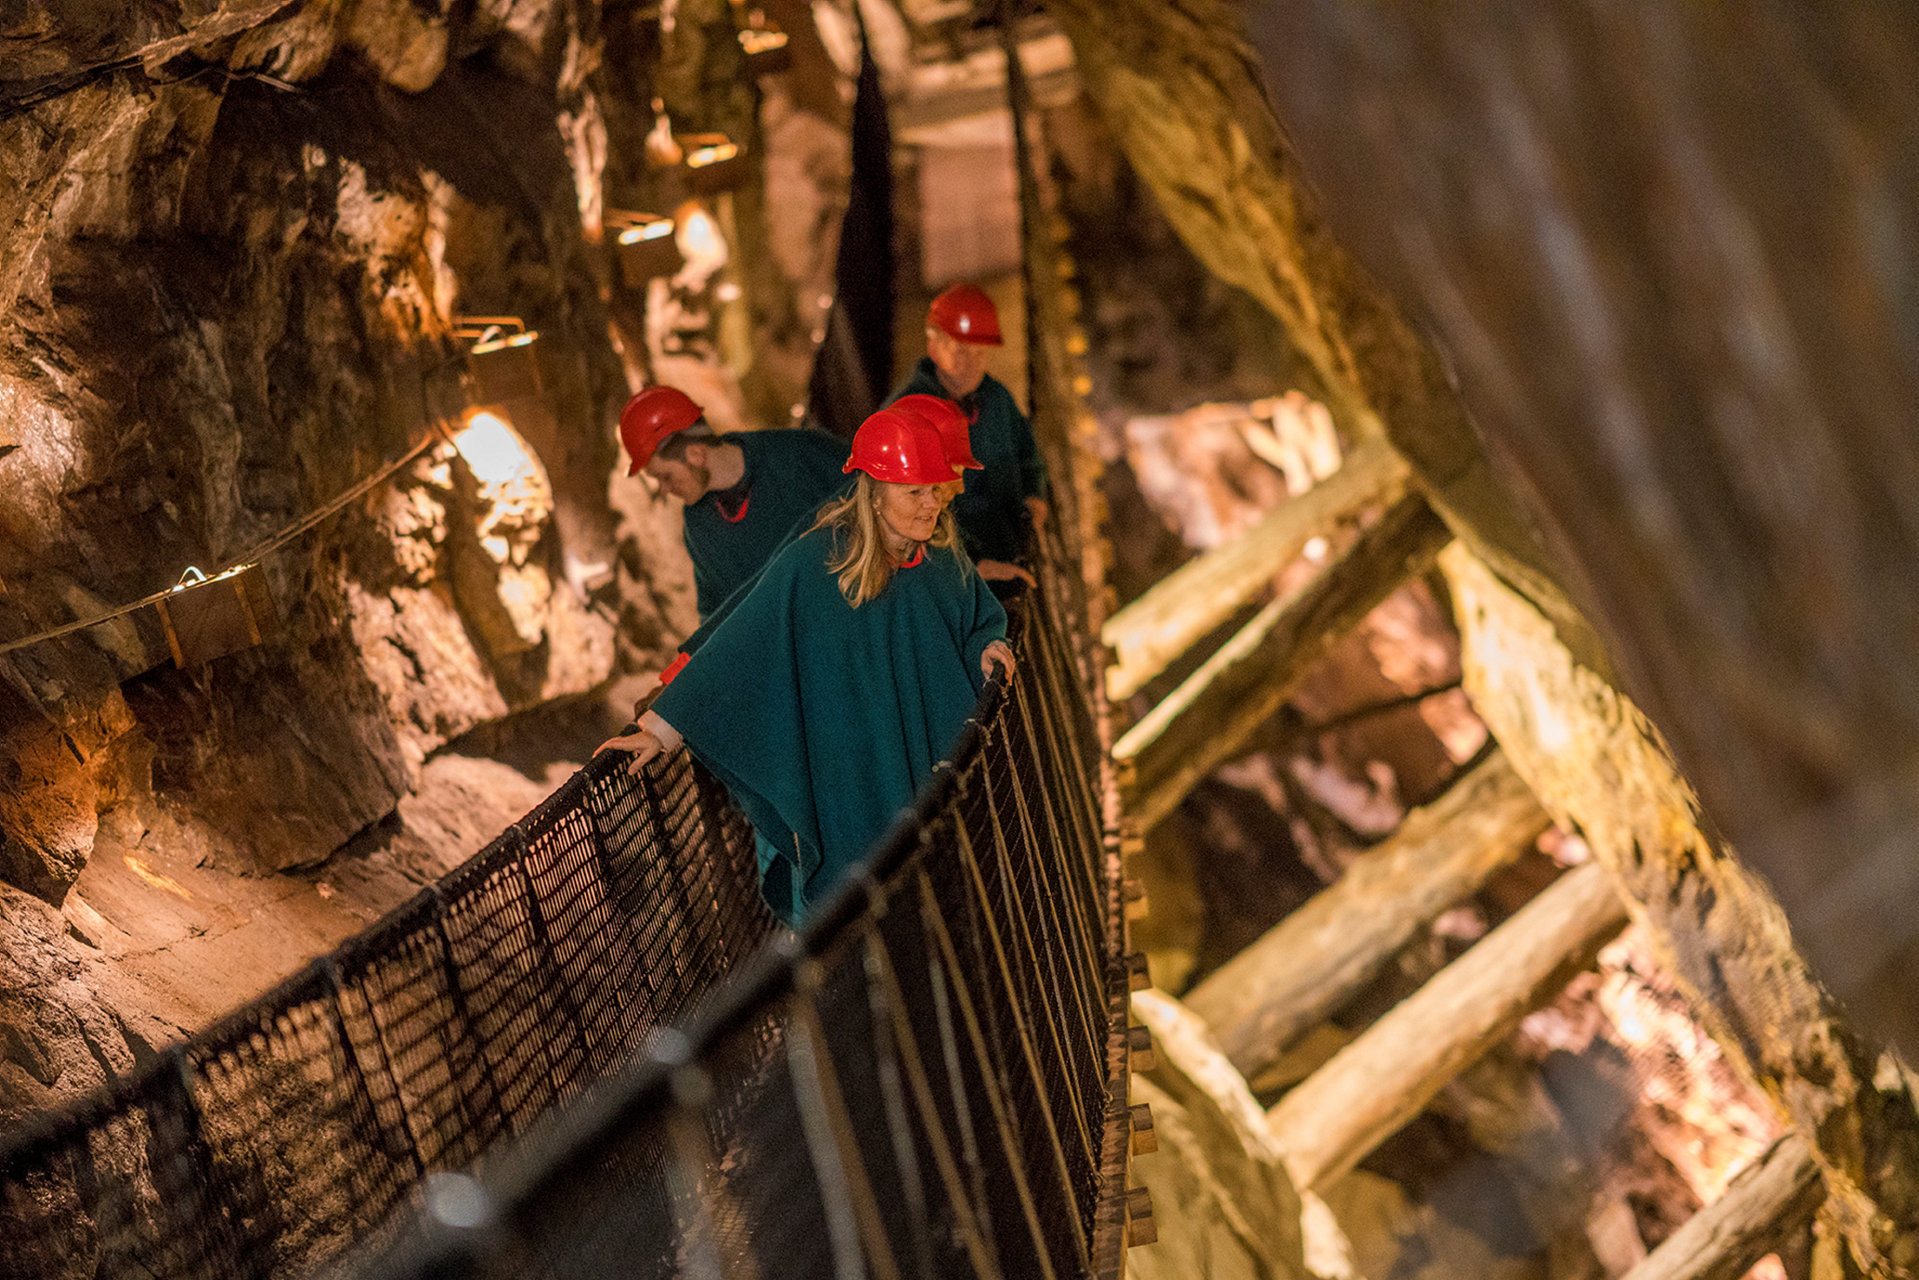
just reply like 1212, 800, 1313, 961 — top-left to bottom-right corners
0, 29, 1133, 1276
338, 567, 1126, 1280
0, 745, 774, 1278
0, 421, 452, 658
0, 570, 1123, 1280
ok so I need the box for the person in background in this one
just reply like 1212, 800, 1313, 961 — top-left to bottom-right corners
596, 406, 1013, 925
887, 283, 1048, 589
619, 385, 850, 620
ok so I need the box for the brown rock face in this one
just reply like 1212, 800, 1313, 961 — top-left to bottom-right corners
1041, 0, 1919, 1266
1446, 547, 1919, 1269
1244, 2, 1919, 1064
0, 0, 717, 895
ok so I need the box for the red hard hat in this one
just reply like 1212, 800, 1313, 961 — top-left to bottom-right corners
927, 283, 1003, 346
619, 386, 704, 474
891, 393, 982, 471
845, 408, 960, 485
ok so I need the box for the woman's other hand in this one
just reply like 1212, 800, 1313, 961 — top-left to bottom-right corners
981, 639, 1015, 682
594, 730, 666, 776
977, 559, 1036, 587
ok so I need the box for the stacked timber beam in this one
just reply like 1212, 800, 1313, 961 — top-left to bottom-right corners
1097, 418, 1839, 1275
1265, 860, 1629, 1190
1100, 443, 1832, 1279
1620, 1134, 1823, 1280
1101, 439, 1410, 702
1184, 749, 1551, 1083
1112, 467, 1451, 831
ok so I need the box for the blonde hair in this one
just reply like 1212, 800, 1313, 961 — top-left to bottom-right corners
814, 473, 965, 607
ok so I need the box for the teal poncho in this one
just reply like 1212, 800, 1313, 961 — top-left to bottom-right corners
681, 427, 851, 618
652, 524, 1006, 922
889, 359, 1047, 564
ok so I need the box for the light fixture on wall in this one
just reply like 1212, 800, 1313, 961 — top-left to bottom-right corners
604, 210, 685, 286
154, 564, 278, 668
739, 24, 792, 76
678, 133, 748, 196
455, 315, 543, 406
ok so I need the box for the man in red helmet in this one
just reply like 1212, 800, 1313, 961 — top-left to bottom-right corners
887, 282, 1048, 585
619, 385, 850, 619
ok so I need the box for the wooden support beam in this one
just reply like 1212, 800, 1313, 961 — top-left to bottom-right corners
1101, 440, 1410, 702
1186, 749, 1550, 1082
1114, 490, 1451, 831
1619, 1133, 1823, 1280
1267, 861, 1629, 1191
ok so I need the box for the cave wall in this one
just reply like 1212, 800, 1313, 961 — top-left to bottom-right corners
1245, 2, 1919, 1072
1042, 0, 1919, 1269
0, 0, 828, 1113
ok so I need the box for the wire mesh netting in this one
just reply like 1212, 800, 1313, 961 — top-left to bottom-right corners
346, 576, 1128, 1280
0, 34, 1134, 1264
0, 567, 1125, 1280
0, 746, 773, 1279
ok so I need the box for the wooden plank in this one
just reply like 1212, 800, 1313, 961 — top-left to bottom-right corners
1619, 1133, 1822, 1280
1113, 490, 1450, 831
1185, 750, 1550, 1081
1101, 440, 1409, 702
1267, 861, 1629, 1191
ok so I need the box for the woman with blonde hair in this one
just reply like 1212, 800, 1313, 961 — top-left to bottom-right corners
598, 406, 1013, 924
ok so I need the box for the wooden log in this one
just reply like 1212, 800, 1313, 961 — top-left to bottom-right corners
1114, 491, 1451, 831
1619, 1133, 1823, 1280
1267, 860, 1629, 1191
1185, 749, 1550, 1082
1101, 439, 1410, 702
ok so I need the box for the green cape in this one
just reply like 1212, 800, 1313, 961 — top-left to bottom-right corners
653, 525, 1005, 922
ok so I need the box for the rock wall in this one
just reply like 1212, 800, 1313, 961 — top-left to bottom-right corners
0, 0, 833, 1113
1043, 1, 1919, 1270
1245, 0, 1919, 1072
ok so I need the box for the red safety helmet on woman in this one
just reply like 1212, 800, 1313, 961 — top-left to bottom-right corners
890, 393, 982, 471
926, 283, 1003, 346
619, 386, 704, 474
844, 407, 960, 485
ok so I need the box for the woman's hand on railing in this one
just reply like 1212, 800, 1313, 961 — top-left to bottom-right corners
594, 730, 666, 776
594, 710, 684, 777
978, 559, 1036, 588
981, 639, 1016, 683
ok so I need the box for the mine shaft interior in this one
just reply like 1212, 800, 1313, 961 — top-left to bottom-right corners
3, 3, 1918, 1280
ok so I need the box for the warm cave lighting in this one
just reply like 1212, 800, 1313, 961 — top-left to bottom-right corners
617, 217, 675, 247
679, 133, 747, 195
605, 210, 684, 286
451, 410, 543, 490
676, 202, 729, 277
738, 25, 792, 77
454, 315, 543, 405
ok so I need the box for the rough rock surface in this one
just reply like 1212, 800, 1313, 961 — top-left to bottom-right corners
1042, 0, 1919, 1267
1445, 546, 1919, 1272
1129, 990, 1307, 1280
1248, 4, 1919, 1064
0, 0, 816, 1132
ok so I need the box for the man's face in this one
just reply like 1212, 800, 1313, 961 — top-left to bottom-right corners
644, 446, 711, 504
927, 328, 992, 398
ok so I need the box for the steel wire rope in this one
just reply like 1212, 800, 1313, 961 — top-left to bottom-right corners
0, 420, 453, 657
